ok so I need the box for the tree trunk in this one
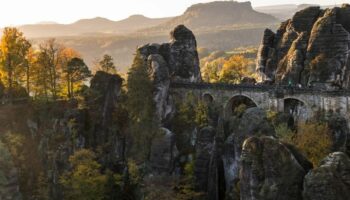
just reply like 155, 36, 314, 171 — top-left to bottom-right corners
26, 64, 30, 95
8, 56, 13, 103
67, 75, 70, 99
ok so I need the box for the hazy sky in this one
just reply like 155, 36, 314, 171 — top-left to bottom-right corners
0, 0, 349, 27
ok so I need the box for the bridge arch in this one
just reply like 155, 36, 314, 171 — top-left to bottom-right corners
224, 95, 258, 118
202, 93, 214, 104
283, 97, 310, 122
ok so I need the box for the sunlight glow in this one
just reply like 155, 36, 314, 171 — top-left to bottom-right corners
0, 0, 348, 27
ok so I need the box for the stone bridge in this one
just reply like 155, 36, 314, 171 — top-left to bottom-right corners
170, 81, 350, 121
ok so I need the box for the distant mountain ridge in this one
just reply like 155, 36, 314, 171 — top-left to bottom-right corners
12, 15, 173, 38
146, 1, 277, 33
255, 3, 342, 20
1, 1, 281, 72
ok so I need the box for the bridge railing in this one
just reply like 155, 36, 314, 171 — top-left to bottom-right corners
170, 81, 350, 96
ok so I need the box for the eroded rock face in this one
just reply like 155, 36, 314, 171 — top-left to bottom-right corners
207, 137, 226, 200
303, 152, 350, 200
240, 136, 312, 200
148, 54, 174, 124
137, 25, 201, 82
224, 108, 276, 198
327, 113, 350, 155
257, 5, 350, 89
194, 126, 216, 191
136, 28, 200, 129
0, 141, 22, 200
90, 71, 123, 126
149, 128, 178, 174
169, 25, 201, 81
136, 25, 201, 125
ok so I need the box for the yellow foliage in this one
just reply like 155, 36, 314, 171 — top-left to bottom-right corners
219, 55, 251, 83
294, 122, 332, 166
201, 57, 225, 83
278, 122, 332, 166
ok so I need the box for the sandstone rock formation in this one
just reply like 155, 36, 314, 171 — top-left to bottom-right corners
149, 128, 178, 174
89, 71, 123, 127
137, 25, 201, 126
257, 5, 350, 89
194, 126, 216, 191
327, 112, 350, 155
303, 152, 350, 200
139, 25, 202, 174
138, 25, 201, 83
223, 108, 276, 196
193, 108, 276, 199
0, 141, 22, 200
207, 136, 226, 200
240, 136, 312, 200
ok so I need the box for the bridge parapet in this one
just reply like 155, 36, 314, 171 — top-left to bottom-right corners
170, 81, 350, 121
170, 81, 350, 97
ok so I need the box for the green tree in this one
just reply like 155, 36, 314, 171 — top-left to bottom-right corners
98, 54, 116, 74
0, 27, 31, 100
66, 57, 91, 98
126, 53, 157, 161
60, 149, 107, 200
173, 93, 196, 133
195, 101, 209, 128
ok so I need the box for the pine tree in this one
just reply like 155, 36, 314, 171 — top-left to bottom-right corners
98, 54, 116, 74
126, 53, 157, 161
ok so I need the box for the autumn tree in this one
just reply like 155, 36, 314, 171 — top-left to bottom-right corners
201, 57, 225, 83
36, 39, 63, 99
66, 57, 91, 98
0, 27, 31, 100
24, 48, 37, 95
277, 122, 332, 166
294, 122, 332, 166
31, 50, 51, 99
219, 55, 251, 84
98, 54, 116, 74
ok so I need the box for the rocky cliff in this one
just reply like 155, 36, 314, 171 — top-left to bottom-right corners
257, 4, 350, 89
137, 24, 201, 125
138, 24, 201, 83
0, 141, 22, 200
136, 25, 202, 174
